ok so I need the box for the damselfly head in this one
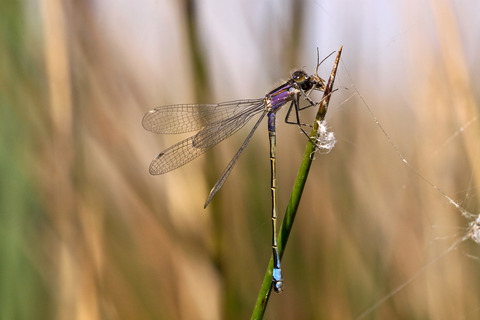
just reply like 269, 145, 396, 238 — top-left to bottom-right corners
292, 70, 308, 84
291, 69, 325, 92
291, 69, 315, 92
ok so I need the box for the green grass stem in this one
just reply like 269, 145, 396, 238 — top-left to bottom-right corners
251, 46, 342, 320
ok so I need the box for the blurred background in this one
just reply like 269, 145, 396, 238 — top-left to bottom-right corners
1, 0, 480, 319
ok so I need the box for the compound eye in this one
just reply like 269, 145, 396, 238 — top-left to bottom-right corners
292, 70, 307, 83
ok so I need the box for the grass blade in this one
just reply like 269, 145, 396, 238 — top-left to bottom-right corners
251, 46, 343, 320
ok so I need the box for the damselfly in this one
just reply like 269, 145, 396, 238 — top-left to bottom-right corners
143, 51, 331, 293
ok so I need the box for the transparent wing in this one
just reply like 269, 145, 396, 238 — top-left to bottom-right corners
192, 102, 266, 149
142, 99, 264, 134
149, 101, 265, 175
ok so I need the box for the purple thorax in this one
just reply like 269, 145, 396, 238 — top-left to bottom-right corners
267, 83, 296, 111
265, 82, 296, 131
